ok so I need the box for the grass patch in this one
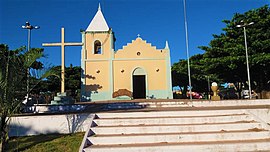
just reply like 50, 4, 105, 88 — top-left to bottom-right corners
6, 132, 84, 152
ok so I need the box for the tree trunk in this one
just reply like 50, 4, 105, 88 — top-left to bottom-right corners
1, 140, 5, 152
0, 130, 7, 152
0, 141, 2, 152
1, 115, 8, 152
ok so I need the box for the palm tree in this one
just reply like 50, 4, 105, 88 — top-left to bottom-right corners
0, 44, 56, 151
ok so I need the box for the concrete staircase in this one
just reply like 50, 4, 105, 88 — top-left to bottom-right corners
80, 105, 270, 152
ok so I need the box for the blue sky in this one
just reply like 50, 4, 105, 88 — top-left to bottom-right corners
0, 0, 269, 67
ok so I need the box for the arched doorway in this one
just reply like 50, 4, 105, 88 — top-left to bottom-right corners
132, 67, 146, 99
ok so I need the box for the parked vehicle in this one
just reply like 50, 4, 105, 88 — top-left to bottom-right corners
241, 90, 258, 99
187, 92, 203, 99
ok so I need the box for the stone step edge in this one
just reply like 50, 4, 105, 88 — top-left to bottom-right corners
84, 142, 270, 152
95, 113, 248, 120
87, 131, 270, 145
92, 120, 257, 127
96, 109, 247, 116
92, 120, 258, 128
93, 115, 254, 126
93, 106, 269, 115
79, 99, 270, 104
98, 102, 270, 108
90, 123, 264, 135
94, 115, 252, 121
90, 129, 269, 137
87, 138, 270, 148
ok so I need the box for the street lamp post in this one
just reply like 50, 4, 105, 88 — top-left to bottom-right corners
206, 76, 210, 99
183, 0, 192, 100
22, 22, 40, 101
236, 21, 254, 99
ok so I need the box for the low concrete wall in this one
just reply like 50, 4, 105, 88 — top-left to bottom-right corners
190, 99, 270, 107
24, 104, 87, 113
9, 113, 94, 137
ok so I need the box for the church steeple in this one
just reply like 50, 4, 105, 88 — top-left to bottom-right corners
98, 3, 101, 11
86, 3, 109, 32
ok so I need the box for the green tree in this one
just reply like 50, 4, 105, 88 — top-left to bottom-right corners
65, 65, 81, 101
35, 65, 81, 101
199, 5, 270, 95
172, 54, 220, 97
0, 44, 56, 151
173, 5, 270, 98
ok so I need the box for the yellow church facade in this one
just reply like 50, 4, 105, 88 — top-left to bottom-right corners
81, 5, 173, 101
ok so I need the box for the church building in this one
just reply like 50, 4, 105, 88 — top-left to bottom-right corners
81, 4, 173, 101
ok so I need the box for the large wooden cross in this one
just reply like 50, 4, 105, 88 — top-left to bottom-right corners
43, 27, 83, 93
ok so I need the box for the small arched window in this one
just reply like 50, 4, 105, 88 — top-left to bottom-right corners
94, 40, 102, 54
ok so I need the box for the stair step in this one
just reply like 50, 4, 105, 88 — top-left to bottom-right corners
96, 109, 247, 118
136, 102, 190, 108
91, 122, 263, 135
80, 100, 270, 151
88, 130, 270, 145
84, 138, 270, 152
93, 115, 253, 126
97, 114, 247, 120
